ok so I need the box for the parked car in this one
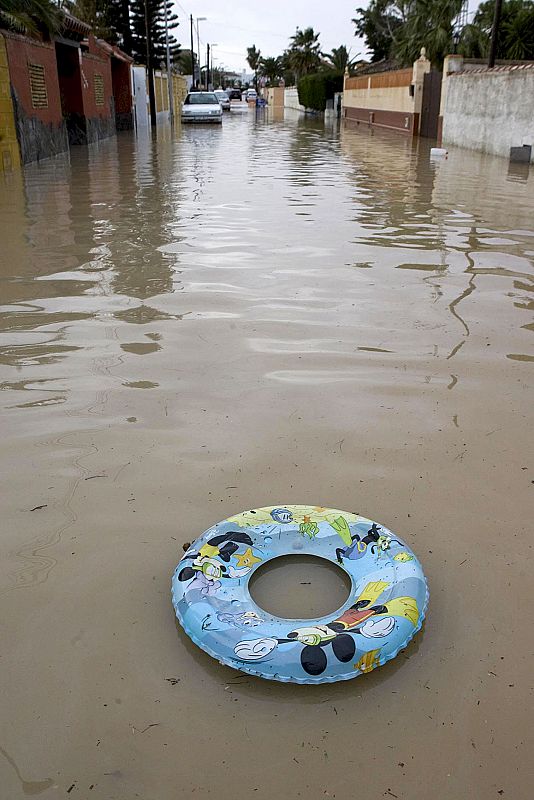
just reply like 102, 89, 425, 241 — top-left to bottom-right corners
214, 90, 231, 111
227, 88, 242, 101
245, 89, 258, 102
181, 92, 223, 124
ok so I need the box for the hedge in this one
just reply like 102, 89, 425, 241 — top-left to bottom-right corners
297, 72, 343, 112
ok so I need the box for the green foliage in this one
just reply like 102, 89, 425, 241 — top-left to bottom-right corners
69, 0, 111, 39
393, 0, 463, 66
288, 26, 321, 78
462, 0, 534, 59
354, 0, 534, 65
353, 0, 404, 62
130, 0, 180, 66
246, 44, 261, 88
259, 55, 282, 86
297, 71, 343, 111
323, 45, 360, 72
353, 0, 463, 67
0, 0, 60, 37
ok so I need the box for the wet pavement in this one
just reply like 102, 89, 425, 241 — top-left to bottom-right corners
1, 107, 533, 799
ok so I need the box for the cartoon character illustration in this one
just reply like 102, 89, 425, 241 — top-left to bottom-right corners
328, 516, 354, 546
354, 649, 381, 674
234, 581, 417, 676
178, 531, 254, 595
233, 547, 262, 568
216, 610, 264, 629
270, 508, 293, 524
226, 505, 364, 532
335, 523, 398, 563
299, 516, 320, 538
393, 552, 414, 562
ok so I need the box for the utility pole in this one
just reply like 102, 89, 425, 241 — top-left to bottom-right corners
121, 0, 132, 55
206, 43, 210, 89
195, 18, 207, 87
196, 25, 201, 88
488, 0, 503, 68
144, 0, 157, 127
163, 0, 174, 123
190, 14, 195, 87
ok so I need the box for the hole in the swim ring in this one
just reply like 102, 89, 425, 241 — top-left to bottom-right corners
248, 555, 351, 620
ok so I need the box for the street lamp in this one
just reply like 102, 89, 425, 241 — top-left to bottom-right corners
210, 43, 218, 88
196, 17, 206, 88
452, 29, 461, 54
163, 0, 174, 122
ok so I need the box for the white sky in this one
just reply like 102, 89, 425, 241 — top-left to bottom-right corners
171, 1, 481, 74
172, 0, 363, 73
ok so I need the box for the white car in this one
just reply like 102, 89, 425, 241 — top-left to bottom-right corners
245, 89, 258, 102
181, 92, 223, 124
214, 90, 231, 111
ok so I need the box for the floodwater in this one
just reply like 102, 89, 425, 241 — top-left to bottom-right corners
1, 105, 533, 799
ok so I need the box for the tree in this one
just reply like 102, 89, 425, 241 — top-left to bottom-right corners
130, 0, 180, 66
69, 0, 111, 38
259, 55, 282, 86
0, 0, 60, 37
323, 45, 360, 72
280, 49, 296, 86
288, 26, 321, 78
353, 0, 405, 62
460, 0, 534, 59
246, 44, 261, 89
394, 0, 464, 66
105, 0, 133, 54
353, 0, 464, 67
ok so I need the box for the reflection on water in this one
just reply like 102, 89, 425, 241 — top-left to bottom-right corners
0, 111, 533, 799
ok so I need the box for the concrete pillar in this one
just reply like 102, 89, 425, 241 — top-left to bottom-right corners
412, 47, 431, 134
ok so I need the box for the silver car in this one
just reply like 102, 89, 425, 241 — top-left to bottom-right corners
181, 92, 223, 124
214, 90, 231, 111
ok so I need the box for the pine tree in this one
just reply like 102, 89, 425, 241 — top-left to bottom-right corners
130, 0, 180, 67
105, 0, 133, 54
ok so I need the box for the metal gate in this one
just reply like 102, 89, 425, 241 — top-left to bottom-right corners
420, 70, 442, 139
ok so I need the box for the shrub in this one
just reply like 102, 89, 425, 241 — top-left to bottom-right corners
297, 72, 343, 111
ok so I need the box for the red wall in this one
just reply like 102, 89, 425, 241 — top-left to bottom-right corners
81, 37, 113, 120
4, 34, 62, 125
112, 60, 132, 115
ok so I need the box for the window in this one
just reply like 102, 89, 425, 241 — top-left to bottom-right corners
29, 64, 48, 109
184, 92, 219, 105
94, 73, 104, 106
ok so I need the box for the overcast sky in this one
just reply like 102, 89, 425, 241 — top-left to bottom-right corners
172, 1, 481, 74
172, 0, 363, 73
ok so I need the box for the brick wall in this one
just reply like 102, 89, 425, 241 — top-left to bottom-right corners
3, 31, 68, 163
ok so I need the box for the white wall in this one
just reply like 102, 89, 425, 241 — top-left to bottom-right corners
442, 66, 534, 162
132, 66, 149, 128
284, 87, 305, 113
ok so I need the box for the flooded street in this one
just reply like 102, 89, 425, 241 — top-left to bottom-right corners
1, 107, 533, 799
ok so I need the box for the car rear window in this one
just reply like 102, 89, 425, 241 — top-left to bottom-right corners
185, 93, 219, 105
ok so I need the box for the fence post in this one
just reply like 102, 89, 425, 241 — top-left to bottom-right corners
412, 47, 431, 135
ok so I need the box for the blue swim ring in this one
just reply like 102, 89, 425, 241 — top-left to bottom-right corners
171, 505, 428, 684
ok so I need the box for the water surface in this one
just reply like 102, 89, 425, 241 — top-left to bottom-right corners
1, 108, 533, 799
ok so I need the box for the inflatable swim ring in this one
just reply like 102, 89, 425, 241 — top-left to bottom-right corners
171, 505, 428, 684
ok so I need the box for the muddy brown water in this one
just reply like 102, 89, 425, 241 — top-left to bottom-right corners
1, 109, 533, 799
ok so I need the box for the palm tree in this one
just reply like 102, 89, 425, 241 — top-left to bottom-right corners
246, 44, 261, 90
323, 45, 360, 73
259, 55, 282, 86
288, 26, 321, 79
0, 0, 60, 36
393, 0, 464, 67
